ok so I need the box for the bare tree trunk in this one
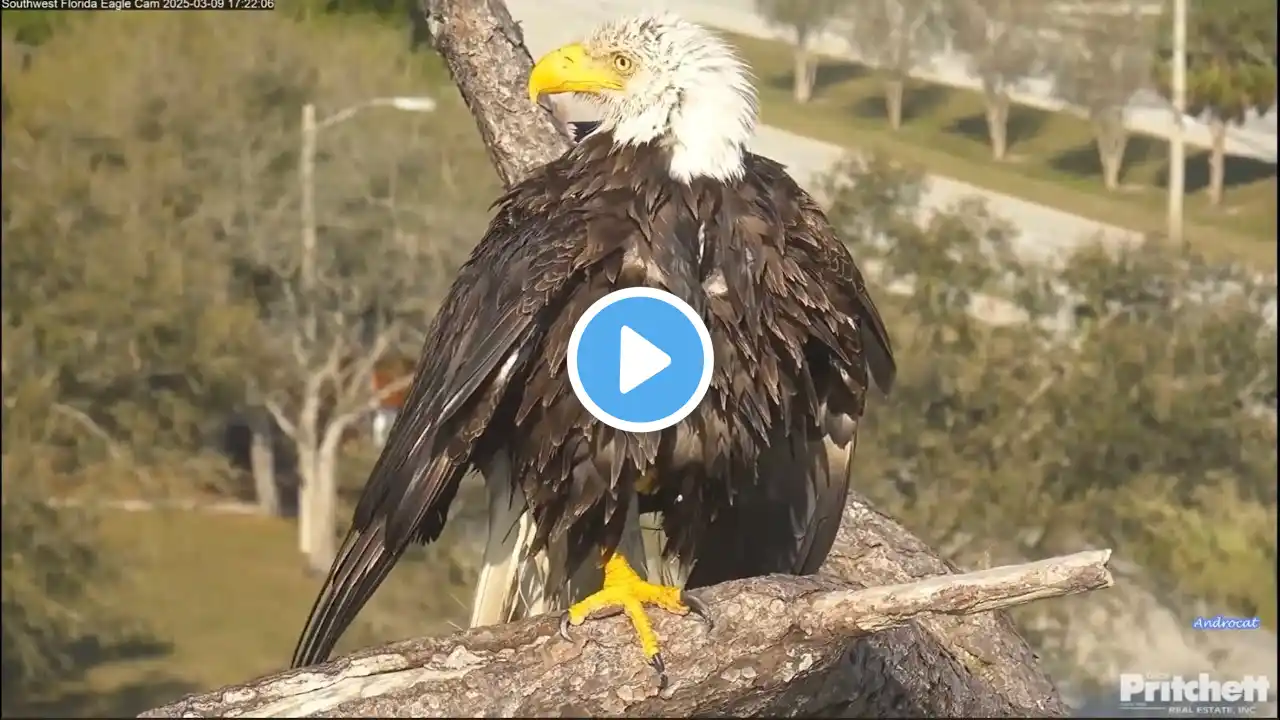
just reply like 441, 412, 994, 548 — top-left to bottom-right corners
247, 409, 281, 516
1092, 112, 1129, 191
297, 445, 317, 563
793, 29, 815, 104
425, 0, 568, 186
885, 76, 906, 130
1208, 116, 1227, 206
984, 89, 1010, 161
290, 384, 326, 564
305, 429, 344, 574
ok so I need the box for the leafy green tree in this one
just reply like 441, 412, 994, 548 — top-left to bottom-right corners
843, 0, 943, 130
1047, 0, 1158, 190
755, 0, 847, 102
0, 490, 107, 714
1156, 0, 1278, 205
0, 320, 119, 713
822, 153, 1277, 642
945, 0, 1050, 160
7, 11, 497, 572
2, 31, 258, 500
0, 10, 68, 45
2, 13, 511, 704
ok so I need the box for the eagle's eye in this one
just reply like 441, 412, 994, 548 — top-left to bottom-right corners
611, 52, 636, 75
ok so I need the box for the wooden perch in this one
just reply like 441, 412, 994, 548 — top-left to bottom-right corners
424, 0, 570, 186
139, 550, 1112, 718
138, 1, 1118, 716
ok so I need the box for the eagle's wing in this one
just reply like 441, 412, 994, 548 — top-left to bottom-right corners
686, 157, 895, 587
801, 188, 896, 397
290, 197, 582, 669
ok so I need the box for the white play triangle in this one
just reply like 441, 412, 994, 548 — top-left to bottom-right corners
618, 325, 671, 394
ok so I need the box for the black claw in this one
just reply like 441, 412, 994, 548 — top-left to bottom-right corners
558, 612, 573, 642
593, 606, 625, 620
649, 653, 669, 690
681, 591, 715, 631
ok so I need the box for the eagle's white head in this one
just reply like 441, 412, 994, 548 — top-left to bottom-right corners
528, 13, 758, 184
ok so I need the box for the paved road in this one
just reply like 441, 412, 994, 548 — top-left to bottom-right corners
510, 0, 1278, 330
509, 0, 1140, 265
669, 0, 1278, 163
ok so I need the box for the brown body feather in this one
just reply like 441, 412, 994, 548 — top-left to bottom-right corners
290, 131, 895, 669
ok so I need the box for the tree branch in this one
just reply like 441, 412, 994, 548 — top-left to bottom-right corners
264, 398, 298, 442
139, 551, 1112, 718
814, 492, 1078, 716
327, 375, 415, 437
424, 0, 569, 187
50, 403, 126, 460
335, 327, 397, 410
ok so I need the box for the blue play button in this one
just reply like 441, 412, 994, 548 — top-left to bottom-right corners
567, 287, 714, 433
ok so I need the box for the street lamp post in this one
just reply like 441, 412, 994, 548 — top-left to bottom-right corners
1167, 0, 1187, 248
294, 95, 435, 558
298, 96, 438, 303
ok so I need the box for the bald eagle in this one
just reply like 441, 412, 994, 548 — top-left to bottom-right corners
291, 13, 895, 678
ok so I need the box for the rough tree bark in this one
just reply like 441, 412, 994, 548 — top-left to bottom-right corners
248, 409, 281, 517
793, 30, 817, 104
137, 1, 1110, 715
1208, 117, 1227, 206
885, 76, 906, 130
303, 426, 347, 573
1092, 110, 1129, 191
984, 87, 1010, 161
425, 0, 569, 185
139, 548, 1111, 717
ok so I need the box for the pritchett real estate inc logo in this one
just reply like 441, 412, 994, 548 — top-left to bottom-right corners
1118, 673, 1272, 716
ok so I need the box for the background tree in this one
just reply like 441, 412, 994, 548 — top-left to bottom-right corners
944, 0, 1048, 160
2, 30, 261, 504
0, 321, 120, 715
1047, 0, 1158, 191
755, 0, 846, 103
119, 12, 494, 572
1156, 0, 1278, 206
2, 13, 496, 574
821, 152, 1278, 675
843, 0, 942, 130
0, 7, 495, 714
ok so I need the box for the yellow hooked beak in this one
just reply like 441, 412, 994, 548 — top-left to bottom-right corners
528, 43, 626, 103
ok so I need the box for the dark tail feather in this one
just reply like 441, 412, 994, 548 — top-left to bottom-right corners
686, 429, 846, 588
291, 525, 400, 669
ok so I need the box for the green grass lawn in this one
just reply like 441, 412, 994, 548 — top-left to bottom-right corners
719, 31, 1278, 272
16, 504, 481, 718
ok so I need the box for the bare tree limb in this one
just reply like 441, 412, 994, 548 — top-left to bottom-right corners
263, 399, 298, 442
814, 495, 1077, 716
50, 403, 126, 460
334, 328, 397, 410
138, 551, 1112, 718
328, 375, 415, 435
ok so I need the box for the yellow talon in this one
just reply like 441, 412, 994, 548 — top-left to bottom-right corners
560, 551, 712, 682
